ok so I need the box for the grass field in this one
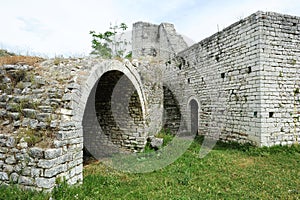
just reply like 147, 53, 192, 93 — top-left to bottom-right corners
1, 137, 300, 199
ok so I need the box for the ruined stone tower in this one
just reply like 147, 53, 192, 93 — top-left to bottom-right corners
132, 22, 188, 60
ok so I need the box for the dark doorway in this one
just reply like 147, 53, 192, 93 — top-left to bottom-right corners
190, 99, 198, 135
163, 85, 181, 134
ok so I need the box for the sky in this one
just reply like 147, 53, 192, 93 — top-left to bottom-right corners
1, 0, 300, 57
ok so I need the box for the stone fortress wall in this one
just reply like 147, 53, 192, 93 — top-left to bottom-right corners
0, 11, 299, 190
132, 11, 300, 147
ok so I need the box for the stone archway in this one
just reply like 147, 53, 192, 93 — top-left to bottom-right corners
187, 97, 200, 135
75, 60, 147, 159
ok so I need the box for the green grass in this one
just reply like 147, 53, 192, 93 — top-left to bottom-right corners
1, 137, 300, 199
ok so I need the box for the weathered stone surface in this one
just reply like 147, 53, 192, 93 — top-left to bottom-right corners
38, 106, 52, 113
0, 109, 7, 118
29, 119, 39, 128
1, 120, 10, 126
22, 167, 31, 176
150, 137, 164, 149
0, 172, 8, 181
36, 113, 51, 122
6, 103, 18, 112
13, 120, 21, 127
10, 172, 19, 183
50, 120, 59, 128
31, 167, 42, 178
6, 137, 15, 147
29, 147, 44, 159
45, 148, 62, 159
5, 155, 16, 164
15, 152, 27, 161
22, 109, 37, 118
44, 164, 67, 177
38, 153, 72, 169
3, 164, 14, 173
35, 177, 55, 189
18, 176, 34, 186
19, 142, 28, 148
8, 112, 20, 120
0, 94, 8, 102
37, 122, 47, 129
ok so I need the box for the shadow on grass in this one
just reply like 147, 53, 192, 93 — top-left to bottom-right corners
194, 135, 300, 156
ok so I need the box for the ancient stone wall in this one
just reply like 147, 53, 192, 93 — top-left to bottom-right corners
163, 12, 263, 145
0, 61, 83, 191
162, 11, 300, 146
258, 12, 300, 146
0, 57, 164, 190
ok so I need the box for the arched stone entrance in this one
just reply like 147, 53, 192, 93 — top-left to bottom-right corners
188, 98, 199, 135
76, 60, 148, 159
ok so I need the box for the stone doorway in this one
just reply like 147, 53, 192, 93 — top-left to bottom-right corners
189, 99, 199, 135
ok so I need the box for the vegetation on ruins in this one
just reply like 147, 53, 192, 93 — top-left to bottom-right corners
89, 23, 131, 59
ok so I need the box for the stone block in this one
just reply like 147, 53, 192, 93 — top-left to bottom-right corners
8, 112, 20, 120
38, 153, 72, 169
45, 148, 62, 159
75, 164, 83, 174
37, 159, 57, 169
22, 167, 31, 176
0, 109, 7, 118
13, 120, 21, 127
5, 155, 16, 165
18, 176, 34, 186
3, 164, 13, 173
0, 172, 8, 181
28, 119, 39, 129
0, 94, 8, 102
17, 142, 28, 149
68, 159, 82, 169
50, 120, 59, 128
22, 109, 37, 118
31, 167, 42, 178
53, 140, 67, 148
6, 137, 15, 147
10, 172, 19, 183
73, 151, 83, 160
37, 122, 47, 129
36, 113, 51, 122
29, 147, 44, 159
150, 137, 163, 149
35, 177, 56, 189
62, 93, 73, 101
38, 106, 52, 113
44, 164, 67, 178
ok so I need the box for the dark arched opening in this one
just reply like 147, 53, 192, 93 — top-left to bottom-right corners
95, 70, 144, 147
189, 99, 199, 135
83, 70, 145, 162
163, 85, 181, 134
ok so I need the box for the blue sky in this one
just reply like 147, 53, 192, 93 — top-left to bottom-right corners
1, 0, 300, 57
